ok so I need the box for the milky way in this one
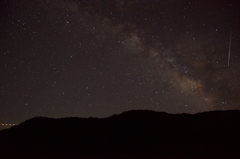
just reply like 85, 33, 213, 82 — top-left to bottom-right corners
1, 0, 240, 123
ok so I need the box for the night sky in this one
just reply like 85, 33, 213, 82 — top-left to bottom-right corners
1, 0, 240, 124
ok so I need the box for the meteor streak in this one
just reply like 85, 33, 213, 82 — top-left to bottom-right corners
228, 32, 232, 68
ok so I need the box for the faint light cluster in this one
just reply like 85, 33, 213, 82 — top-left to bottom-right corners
1, 124, 17, 126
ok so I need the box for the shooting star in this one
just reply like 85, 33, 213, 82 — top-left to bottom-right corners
228, 32, 232, 68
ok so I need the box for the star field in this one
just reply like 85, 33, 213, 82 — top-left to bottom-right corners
1, 0, 240, 123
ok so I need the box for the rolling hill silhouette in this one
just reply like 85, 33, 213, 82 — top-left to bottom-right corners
0, 110, 240, 159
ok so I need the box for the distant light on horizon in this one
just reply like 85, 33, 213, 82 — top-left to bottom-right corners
1, 124, 18, 126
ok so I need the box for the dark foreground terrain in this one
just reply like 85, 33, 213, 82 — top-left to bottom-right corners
0, 110, 240, 159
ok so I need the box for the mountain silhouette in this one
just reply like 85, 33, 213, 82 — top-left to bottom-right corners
0, 110, 240, 159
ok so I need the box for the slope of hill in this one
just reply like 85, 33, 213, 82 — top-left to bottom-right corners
0, 110, 240, 159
